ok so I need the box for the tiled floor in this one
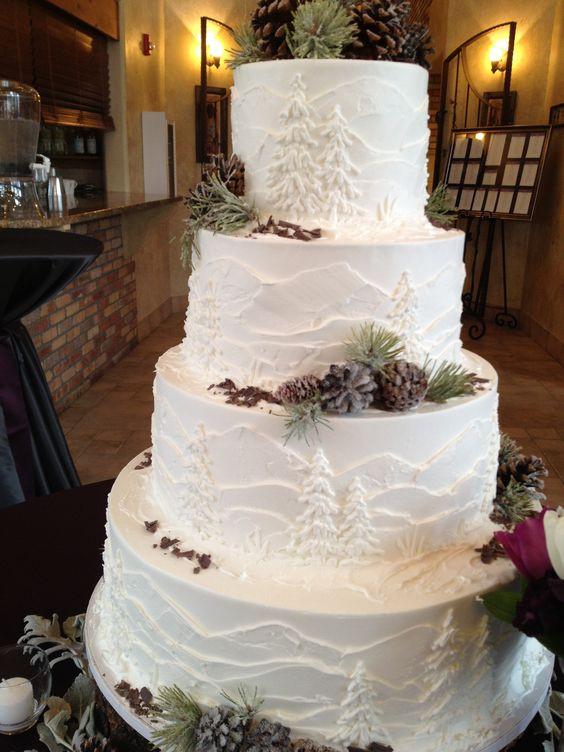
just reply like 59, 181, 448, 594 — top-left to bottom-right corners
60, 313, 564, 506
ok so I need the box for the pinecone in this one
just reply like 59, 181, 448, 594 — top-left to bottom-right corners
205, 153, 245, 197
292, 740, 338, 752
497, 455, 548, 493
274, 374, 321, 404
345, 0, 411, 60
377, 359, 428, 411
320, 362, 377, 414
251, 0, 301, 60
195, 706, 246, 751
398, 21, 434, 68
247, 718, 293, 751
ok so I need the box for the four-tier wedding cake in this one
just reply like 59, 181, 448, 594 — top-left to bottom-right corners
89, 8, 551, 750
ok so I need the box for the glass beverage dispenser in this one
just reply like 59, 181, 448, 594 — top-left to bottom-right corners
0, 80, 44, 220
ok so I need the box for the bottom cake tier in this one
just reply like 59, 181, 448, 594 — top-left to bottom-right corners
90, 457, 552, 752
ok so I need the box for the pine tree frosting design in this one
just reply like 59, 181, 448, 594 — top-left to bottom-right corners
341, 477, 383, 559
266, 74, 364, 224
183, 278, 224, 381
387, 271, 425, 365
332, 662, 392, 748
318, 104, 363, 226
287, 447, 340, 562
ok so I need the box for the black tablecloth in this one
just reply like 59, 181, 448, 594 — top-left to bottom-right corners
0, 229, 102, 503
0, 479, 111, 751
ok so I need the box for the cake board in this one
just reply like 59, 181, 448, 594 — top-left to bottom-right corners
84, 579, 554, 752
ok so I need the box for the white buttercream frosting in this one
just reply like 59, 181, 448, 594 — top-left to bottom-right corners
90, 57, 552, 751
232, 60, 430, 234
182, 229, 465, 390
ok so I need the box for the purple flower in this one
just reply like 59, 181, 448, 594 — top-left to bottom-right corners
495, 510, 552, 581
514, 570, 564, 637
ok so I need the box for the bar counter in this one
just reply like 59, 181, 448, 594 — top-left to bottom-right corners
0, 191, 182, 229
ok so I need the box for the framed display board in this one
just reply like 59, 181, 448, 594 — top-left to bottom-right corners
443, 126, 551, 221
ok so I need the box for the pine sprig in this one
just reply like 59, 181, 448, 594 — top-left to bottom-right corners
227, 21, 265, 68
492, 478, 539, 526
344, 322, 404, 372
283, 398, 331, 445
181, 173, 259, 271
288, 0, 357, 59
425, 360, 478, 403
152, 685, 202, 752
220, 685, 263, 720
425, 182, 457, 227
499, 432, 522, 464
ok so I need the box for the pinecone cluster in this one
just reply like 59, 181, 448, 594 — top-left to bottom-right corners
377, 359, 428, 411
78, 738, 115, 752
292, 740, 338, 752
247, 718, 293, 750
205, 154, 245, 197
195, 705, 246, 751
275, 374, 321, 404
249, 0, 434, 68
497, 454, 548, 495
320, 362, 377, 414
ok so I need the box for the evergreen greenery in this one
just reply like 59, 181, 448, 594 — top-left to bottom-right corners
221, 685, 263, 720
283, 398, 331, 445
425, 182, 458, 227
152, 685, 202, 752
499, 432, 522, 464
181, 173, 259, 272
493, 477, 539, 526
344, 322, 404, 372
425, 360, 478, 403
227, 21, 265, 68
288, 0, 357, 59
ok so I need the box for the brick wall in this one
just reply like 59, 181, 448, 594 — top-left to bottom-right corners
24, 216, 138, 412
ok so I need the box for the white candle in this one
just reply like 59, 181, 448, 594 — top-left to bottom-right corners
0, 677, 34, 725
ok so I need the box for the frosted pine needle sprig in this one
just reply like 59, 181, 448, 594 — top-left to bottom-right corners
227, 21, 265, 68
425, 360, 479, 403
221, 685, 263, 720
152, 685, 202, 752
288, 0, 358, 59
491, 478, 539, 526
425, 182, 457, 227
181, 173, 259, 271
499, 432, 522, 464
344, 322, 404, 372
283, 399, 331, 445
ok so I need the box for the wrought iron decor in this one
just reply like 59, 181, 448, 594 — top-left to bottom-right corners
433, 21, 517, 188
443, 125, 551, 339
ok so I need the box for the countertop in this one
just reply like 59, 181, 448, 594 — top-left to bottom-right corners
0, 191, 183, 229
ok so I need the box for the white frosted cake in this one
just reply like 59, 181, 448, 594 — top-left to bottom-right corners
91, 59, 550, 751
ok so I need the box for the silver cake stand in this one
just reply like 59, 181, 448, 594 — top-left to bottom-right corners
85, 579, 554, 751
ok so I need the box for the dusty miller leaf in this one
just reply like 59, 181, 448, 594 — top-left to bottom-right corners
63, 673, 95, 731
43, 697, 73, 750
62, 614, 85, 643
37, 722, 67, 752
551, 691, 564, 720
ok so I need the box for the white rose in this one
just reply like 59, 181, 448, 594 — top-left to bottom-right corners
543, 508, 564, 578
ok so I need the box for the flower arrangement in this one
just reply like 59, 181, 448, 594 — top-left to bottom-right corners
483, 508, 564, 658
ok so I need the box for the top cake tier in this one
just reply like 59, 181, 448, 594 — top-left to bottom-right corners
232, 60, 430, 235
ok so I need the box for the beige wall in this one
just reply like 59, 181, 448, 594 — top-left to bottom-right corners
104, 0, 251, 335
430, 0, 562, 321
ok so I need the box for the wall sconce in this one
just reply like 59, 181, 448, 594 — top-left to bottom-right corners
207, 38, 223, 68
141, 33, 156, 56
490, 45, 508, 73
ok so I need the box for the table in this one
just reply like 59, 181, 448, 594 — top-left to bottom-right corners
0, 229, 102, 503
0, 480, 558, 752
0, 479, 111, 752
